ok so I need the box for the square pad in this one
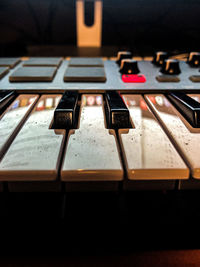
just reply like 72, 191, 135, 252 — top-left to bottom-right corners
69, 57, 104, 67
0, 58, 21, 68
0, 67, 9, 79
9, 67, 57, 82
64, 67, 106, 82
23, 57, 62, 67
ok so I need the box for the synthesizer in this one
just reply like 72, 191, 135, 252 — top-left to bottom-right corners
0, 51, 200, 193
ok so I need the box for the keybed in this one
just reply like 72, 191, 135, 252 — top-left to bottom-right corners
0, 91, 199, 191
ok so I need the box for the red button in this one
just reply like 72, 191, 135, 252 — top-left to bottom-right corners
122, 74, 146, 83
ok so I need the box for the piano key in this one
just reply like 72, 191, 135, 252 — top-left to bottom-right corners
64, 67, 106, 82
69, 57, 104, 67
0, 94, 39, 161
9, 67, 57, 82
119, 95, 188, 190
167, 92, 200, 128
0, 94, 66, 181
145, 94, 200, 181
61, 94, 123, 183
0, 90, 16, 115
0, 58, 21, 68
104, 91, 131, 129
54, 91, 79, 129
23, 57, 62, 67
0, 67, 9, 79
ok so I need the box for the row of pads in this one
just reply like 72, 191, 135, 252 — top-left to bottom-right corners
0, 57, 106, 83
0, 92, 199, 192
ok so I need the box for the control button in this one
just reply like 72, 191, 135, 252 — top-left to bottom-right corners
152, 52, 168, 66
119, 59, 140, 74
122, 74, 146, 83
160, 59, 181, 75
189, 75, 200, 82
187, 52, 200, 67
116, 51, 132, 66
156, 75, 180, 82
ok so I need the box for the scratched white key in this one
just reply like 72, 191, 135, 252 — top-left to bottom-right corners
0, 94, 65, 181
61, 95, 123, 181
119, 95, 188, 180
0, 94, 39, 160
145, 94, 200, 179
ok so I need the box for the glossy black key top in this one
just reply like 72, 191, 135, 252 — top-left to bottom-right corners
54, 91, 79, 129
105, 91, 131, 129
0, 90, 15, 115
167, 92, 200, 128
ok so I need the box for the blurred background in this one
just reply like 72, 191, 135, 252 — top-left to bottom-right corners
0, 0, 199, 56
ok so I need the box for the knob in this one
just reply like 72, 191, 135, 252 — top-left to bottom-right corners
160, 59, 181, 75
187, 52, 200, 67
119, 59, 140, 74
116, 51, 132, 66
152, 51, 168, 66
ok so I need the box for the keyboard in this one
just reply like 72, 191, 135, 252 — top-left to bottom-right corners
1, 52, 200, 193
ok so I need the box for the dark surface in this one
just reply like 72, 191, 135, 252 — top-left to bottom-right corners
0, 0, 200, 56
0, 190, 200, 258
9, 66, 57, 82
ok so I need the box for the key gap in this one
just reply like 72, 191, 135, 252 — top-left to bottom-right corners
114, 130, 128, 193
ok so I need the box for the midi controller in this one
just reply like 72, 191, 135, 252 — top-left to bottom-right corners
0, 51, 200, 194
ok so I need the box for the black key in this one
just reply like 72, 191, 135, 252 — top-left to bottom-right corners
54, 91, 79, 129
167, 92, 200, 128
0, 91, 15, 115
104, 91, 131, 129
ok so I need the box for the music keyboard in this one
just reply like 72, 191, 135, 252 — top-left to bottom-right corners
0, 91, 198, 192
0, 54, 200, 192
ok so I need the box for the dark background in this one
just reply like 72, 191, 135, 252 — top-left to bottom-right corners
0, 0, 200, 56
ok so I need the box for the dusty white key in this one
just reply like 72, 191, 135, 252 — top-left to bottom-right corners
0, 94, 39, 160
119, 95, 188, 180
61, 95, 123, 181
0, 94, 65, 181
145, 94, 200, 179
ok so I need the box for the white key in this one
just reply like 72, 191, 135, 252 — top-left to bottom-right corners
145, 94, 200, 179
0, 94, 65, 181
61, 95, 123, 181
119, 95, 188, 180
0, 94, 39, 160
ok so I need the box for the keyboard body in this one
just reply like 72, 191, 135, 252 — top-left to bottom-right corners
1, 59, 200, 92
